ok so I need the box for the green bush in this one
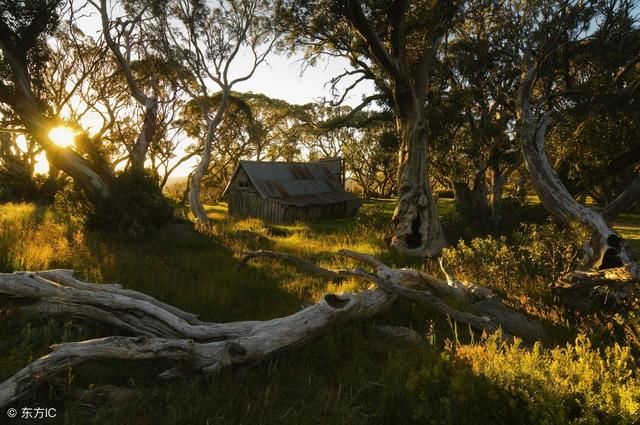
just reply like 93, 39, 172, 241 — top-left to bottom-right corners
441, 197, 550, 244
455, 334, 640, 424
491, 196, 548, 231
442, 219, 588, 293
54, 169, 175, 239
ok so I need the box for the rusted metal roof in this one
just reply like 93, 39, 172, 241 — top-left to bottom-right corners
223, 159, 359, 207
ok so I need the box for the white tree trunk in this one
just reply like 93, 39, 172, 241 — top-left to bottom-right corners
130, 98, 158, 174
519, 67, 635, 269
0, 269, 393, 408
189, 90, 230, 227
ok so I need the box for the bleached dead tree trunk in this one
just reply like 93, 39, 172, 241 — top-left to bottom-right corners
0, 250, 543, 408
518, 64, 636, 270
156, 0, 275, 227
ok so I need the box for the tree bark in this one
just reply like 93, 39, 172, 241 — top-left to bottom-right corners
554, 262, 640, 312
130, 98, 159, 175
391, 113, 446, 256
342, 0, 449, 257
0, 268, 394, 408
518, 66, 635, 270
189, 90, 230, 227
241, 249, 542, 340
489, 171, 505, 211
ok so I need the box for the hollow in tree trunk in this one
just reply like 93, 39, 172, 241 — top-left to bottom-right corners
391, 115, 446, 257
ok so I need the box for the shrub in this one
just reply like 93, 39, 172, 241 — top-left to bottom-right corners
54, 169, 175, 239
0, 203, 84, 272
441, 208, 482, 246
441, 197, 550, 245
442, 219, 588, 294
454, 334, 640, 424
491, 196, 548, 232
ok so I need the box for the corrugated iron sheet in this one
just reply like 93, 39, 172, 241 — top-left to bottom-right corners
222, 159, 359, 208
242, 160, 348, 193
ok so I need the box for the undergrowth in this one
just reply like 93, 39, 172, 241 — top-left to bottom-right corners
1, 200, 639, 424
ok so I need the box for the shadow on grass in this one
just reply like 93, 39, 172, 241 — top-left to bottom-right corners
58, 323, 595, 425
76, 225, 307, 323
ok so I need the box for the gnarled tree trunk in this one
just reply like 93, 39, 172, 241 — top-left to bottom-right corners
342, 0, 450, 257
391, 102, 446, 257
519, 66, 635, 270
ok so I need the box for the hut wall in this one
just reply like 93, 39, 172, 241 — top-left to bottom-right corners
279, 199, 361, 223
228, 191, 288, 222
228, 193, 361, 224
227, 164, 362, 223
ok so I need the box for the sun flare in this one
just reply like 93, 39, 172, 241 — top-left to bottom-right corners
48, 126, 76, 148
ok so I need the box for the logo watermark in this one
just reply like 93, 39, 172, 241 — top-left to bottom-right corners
6, 407, 57, 420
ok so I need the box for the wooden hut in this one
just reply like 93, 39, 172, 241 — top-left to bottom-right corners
222, 158, 361, 223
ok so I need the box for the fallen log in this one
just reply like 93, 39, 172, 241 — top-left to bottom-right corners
242, 249, 544, 340
0, 250, 543, 408
0, 272, 393, 408
555, 262, 640, 312
0, 271, 253, 341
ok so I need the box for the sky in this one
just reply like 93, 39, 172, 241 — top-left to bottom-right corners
166, 52, 376, 177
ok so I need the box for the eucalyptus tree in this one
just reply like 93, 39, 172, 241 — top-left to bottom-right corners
517, 0, 640, 270
151, 0, 277, 227
542, 1, 640, 209
88, 0, 174, 175
0, 0, 114, 198
430, 0, 521, 227
178, 91, 313, 201
281, 0, 462, 256
179, 93, 257, 201
341, 124, 399, 199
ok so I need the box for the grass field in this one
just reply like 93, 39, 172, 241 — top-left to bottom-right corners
1, 200, 640, 424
